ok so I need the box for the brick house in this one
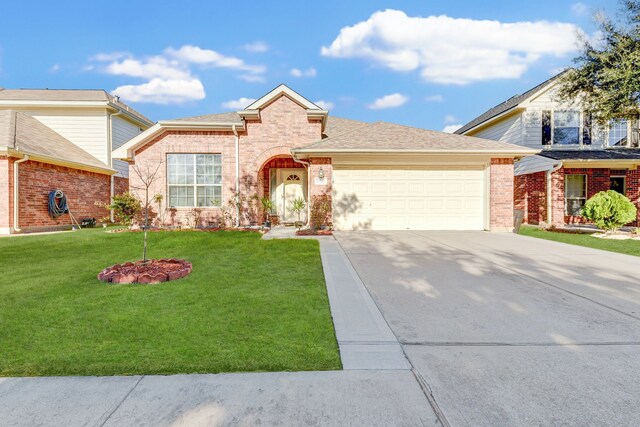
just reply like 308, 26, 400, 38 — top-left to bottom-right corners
0, 89, 153, 234
456, 73, 640, 227
114, 85, 535, 231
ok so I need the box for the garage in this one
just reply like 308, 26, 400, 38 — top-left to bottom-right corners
332, 166, 486, 230
291, 120, 537, 232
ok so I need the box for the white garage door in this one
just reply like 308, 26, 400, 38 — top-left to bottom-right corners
332, 166, 485, 230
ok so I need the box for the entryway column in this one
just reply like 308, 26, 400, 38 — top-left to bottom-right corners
309, 158, 332, 227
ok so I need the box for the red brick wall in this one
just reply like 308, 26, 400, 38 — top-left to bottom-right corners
131, 95, 323, 226
16, 160, 110, 231
514, 172, 546, 224
627, 169, 640, 225
490, 158, 514, 231
114, 176, 129, 196
563, 168, 611, 224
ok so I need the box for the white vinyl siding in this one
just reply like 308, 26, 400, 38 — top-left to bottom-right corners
24, 109, 109, 163
112, 116, 143, 177
332, 166, 485, 231
473, 113, 522, 145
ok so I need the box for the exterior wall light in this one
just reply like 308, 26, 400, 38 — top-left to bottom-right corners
318, 167, 325, 180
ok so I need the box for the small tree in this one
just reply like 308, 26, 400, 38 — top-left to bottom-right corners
131, 161, 163, 263
260, 197, 274, 223
108, 192, 142, 226
153, 193, 164, 225
291, 198, 306, 229
581, 190, 637, 232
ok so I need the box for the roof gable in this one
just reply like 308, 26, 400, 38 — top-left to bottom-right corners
455, 71, 567, 135
245, 84, 323, 111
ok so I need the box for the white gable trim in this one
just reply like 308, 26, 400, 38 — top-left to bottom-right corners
245, 84, 322, 111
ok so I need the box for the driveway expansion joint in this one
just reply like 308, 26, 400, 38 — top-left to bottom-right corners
98, 375, 144, 427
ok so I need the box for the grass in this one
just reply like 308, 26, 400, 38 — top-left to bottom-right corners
519, 225, 640, 257
0, 229, 341, 376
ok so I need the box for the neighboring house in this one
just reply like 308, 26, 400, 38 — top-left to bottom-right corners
113, 85, 535, 231
456, 73, 640, 227
0, 89, 153, 234
0, 111, 115, 234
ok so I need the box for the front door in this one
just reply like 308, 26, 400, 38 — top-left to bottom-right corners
610, 176, 626, 194
273, 169, 307, 223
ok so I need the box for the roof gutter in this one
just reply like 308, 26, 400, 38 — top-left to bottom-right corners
108, 110, 124, 222
292, 148, 539, 156
13, 155, 29, 233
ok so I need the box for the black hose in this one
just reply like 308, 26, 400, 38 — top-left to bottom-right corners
48, 190, 68, 218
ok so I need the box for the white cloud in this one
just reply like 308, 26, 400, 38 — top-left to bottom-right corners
367, 93, 408, 110
221, 97, 257, 110
290, 67, 317, 78
112, 78, 205, 104
425, 94, 443, 102
442, 124, 463, 133
239, 74, 266, 83
165, 45, 265, 74
91, 45, 266, 104
314, 100, 334, 110
322, 9, 583, 85
571, 2, 589, 16
243, 41, 269, 53
445, 114, 457, 124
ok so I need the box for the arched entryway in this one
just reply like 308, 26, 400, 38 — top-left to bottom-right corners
259, 156, 308, 223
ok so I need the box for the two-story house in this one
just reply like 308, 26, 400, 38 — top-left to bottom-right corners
456, 73, 640, 227
0, 89, 153, 234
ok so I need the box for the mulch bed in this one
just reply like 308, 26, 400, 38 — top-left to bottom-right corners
98, 259, 192, 284
108, 227, 261, 234
295, 229, 333, 236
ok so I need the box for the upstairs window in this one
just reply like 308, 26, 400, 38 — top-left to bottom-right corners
608, 119, 628, 146
167, 154, 222, 207
553, 111, 580, 145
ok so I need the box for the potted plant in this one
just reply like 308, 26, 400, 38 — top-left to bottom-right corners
260, 197, 275, 228
291, 198, 306, 230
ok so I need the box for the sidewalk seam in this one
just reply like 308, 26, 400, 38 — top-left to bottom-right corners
97, 375, 144, 427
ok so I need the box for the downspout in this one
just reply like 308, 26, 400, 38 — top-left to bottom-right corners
233, 125, 240, 228
13, 155, 29, 233
108, 110, 124, 222
546, 162, 563, 227
292, 155, 311, 227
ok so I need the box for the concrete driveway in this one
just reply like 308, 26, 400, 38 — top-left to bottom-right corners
335, 231, 640, 426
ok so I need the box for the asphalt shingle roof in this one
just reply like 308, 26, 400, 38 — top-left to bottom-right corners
295, 121, 536, 153
539, 149, 640, 160
455, 71, 567, 135
0, 89, 154, 126
166, 112, 244, 124
0, 110, 112, 171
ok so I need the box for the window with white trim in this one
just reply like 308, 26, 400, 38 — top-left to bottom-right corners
167, 154, 222, 207
608, 119, 628, 146
565, 174, 587, 216
553, 110, 580, 145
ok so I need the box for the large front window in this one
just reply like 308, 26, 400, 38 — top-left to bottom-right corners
167, 154, 222, 207
554, 111, 580, 145
565, 174, 587, 216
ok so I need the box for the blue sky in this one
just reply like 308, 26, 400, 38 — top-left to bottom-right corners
0, 0, 618, 131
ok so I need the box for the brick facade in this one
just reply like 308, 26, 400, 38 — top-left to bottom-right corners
130, 95, 323, 227
515, 167, 640, 227
4, 159, 111, 232
113, 176, 129, 196
490, 158, 515, 231
514, 172, 546, 224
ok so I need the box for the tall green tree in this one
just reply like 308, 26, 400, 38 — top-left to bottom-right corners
557, 1, 640, 126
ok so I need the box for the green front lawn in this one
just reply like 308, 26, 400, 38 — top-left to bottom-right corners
519, 225, 640, 257
0, 229, 340, 376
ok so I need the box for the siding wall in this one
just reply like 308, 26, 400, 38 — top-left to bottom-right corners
22, 108, 110, 163
112, 116, 142, 177
473, 113, 522, 145
522, 86, 606, 149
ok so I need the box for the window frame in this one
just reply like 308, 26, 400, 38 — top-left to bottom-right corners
564, 174, 587, 216
607, 119, 630, 147
552, 110, 582, 146
166, 153, 223, 208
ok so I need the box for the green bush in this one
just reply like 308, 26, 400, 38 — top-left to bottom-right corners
108, 192, 142, 226
581, 190, 637, 232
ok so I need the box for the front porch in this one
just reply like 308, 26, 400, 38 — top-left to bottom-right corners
259, 156, 308, 225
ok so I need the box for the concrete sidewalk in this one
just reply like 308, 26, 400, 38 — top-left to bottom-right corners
0, 371, 438, 426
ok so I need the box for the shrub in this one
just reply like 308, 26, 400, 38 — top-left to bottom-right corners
310, 195, 331, 229
108, 192, 142, 226
581, 190, 637, 232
